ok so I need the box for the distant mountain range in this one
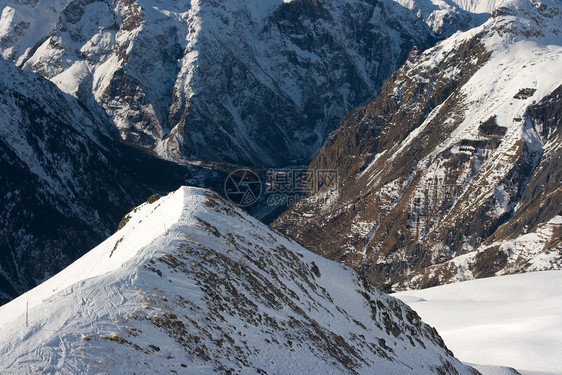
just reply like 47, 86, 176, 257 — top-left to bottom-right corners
0, 0, 482, 167
0, 0, 487, 303
0, 0, 560, 315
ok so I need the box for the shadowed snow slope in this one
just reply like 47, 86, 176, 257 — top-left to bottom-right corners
394, 270, 562, 374
0, 187, 478, 374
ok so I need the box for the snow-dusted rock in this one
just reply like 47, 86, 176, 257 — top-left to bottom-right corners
273, 0, 562, 290
0, 0, 481, 167
0, 187, 479, 374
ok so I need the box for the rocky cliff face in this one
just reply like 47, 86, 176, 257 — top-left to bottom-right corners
273, 0, 562, 291
408, 86, 562, 289
0, 0, 481, 167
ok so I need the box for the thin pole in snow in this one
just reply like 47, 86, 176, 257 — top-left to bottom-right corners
26, 301, 28, 328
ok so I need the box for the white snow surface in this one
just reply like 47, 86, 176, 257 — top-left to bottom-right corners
449, 0, 510, 13
0, 187, 475, 374
394, 271, 562, 374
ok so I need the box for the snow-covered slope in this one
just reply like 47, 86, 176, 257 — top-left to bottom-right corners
395, 0, 489, 35
0, 57, 223, 305
273, 0, 562, 290
448, 0, 511, 13
394, 270, 562, 374
0, 187, 478, 374
0, 0, 481, 167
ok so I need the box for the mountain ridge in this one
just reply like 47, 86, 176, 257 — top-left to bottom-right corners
0, 0, 485, 167
273, 0, 562, 291
0, 187, 479, 374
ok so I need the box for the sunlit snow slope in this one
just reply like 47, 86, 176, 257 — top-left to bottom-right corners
394, 270, 562, 374
0, 187, 477, 374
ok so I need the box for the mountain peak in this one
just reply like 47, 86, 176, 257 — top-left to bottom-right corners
0, 187, 477, 374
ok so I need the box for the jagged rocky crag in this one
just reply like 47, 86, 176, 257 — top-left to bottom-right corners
0, 57, 229, 305
0, 0, 482, 167
0, 187, 479, 374
273, 0, 562, 291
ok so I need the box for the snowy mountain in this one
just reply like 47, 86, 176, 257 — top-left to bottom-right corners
448, 0, 512, 14
0, 187, 479, 374
273, 0, 562, 291
394, 0, 490, 35
0, 0, 483, 167
394, 270, 562, 374
0, 57, 230, 305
